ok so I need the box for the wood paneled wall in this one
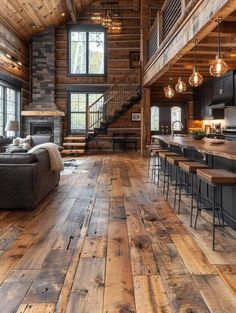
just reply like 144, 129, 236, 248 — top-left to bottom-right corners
0, 21, 29, 109
55, 3, 141, 134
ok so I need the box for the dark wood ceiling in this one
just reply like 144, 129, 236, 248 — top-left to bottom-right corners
0, 0, 97, 41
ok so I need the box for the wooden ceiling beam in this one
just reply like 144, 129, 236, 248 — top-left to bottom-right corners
66, 0, 78, 23
143, 0, 236, 87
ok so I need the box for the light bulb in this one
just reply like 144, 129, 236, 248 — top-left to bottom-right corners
164, 85, 175, 98
189, 66, 203, 87
175, 77, 187, 93
209, 53, 228, 77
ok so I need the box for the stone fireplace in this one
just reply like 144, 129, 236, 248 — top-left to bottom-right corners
21, 26, 64, 145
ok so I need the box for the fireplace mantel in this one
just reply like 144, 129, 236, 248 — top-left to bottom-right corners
21, 110, 65, 117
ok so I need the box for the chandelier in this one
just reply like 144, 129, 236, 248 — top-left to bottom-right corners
91, 7, 122, 31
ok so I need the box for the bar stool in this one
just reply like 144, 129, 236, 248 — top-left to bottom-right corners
159, 151, 179, 195
195, 168, 236, 250
165, 155, 191, 207
146, 145, 162, 173
178, 161, 209, 226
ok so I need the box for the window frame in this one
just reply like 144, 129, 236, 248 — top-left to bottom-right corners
67, 90, 105, 134
151, 106, 160, 131
171, 106, 182, 131
0, 80, 20, 138
67, 25, 107, 77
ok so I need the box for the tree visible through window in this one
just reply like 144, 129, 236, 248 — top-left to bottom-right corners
69, 27, 105, 75
151, 106, 159, 131
171, 106, 182, 131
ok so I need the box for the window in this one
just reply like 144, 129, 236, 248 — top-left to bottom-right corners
69, 92, 104, 133
69, 26, 106, 75
0, 83, 20, 137
151, 106, 159, 131
171, 106, 182, 131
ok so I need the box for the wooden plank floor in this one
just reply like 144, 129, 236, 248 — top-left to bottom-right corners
0, 153, 236, 313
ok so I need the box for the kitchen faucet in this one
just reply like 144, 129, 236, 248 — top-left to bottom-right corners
171, 120, 184, 137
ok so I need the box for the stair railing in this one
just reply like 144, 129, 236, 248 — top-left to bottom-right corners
87, 66, 141, 133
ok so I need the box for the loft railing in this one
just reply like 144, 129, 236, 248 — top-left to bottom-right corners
162, 0, 182, 38
87, 66, 141, 133
147, 0, 196, 62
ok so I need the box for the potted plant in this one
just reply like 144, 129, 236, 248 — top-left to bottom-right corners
191, 130, 205, 140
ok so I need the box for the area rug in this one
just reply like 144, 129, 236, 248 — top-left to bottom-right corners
61, 159, 80, 175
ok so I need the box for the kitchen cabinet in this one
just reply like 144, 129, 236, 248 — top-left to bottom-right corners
193, 80, 212, 119
193, 79, 224, 119
212, 70, 234, 105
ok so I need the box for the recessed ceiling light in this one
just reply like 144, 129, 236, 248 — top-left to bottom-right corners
61, 12, 65, 17
5, 53, 11, 59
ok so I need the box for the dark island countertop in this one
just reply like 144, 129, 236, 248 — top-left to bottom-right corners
153, 135, 236, 161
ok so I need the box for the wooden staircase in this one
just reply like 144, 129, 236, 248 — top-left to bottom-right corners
88, 66, 142, 137
61, 136, 86, 156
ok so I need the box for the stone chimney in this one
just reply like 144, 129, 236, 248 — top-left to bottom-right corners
28, 26, 58, 110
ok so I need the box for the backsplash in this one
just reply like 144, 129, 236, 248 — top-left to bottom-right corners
224, 107, 236, 126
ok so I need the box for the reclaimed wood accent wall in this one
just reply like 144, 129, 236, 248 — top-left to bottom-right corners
0, 21, 29, 109
55, 3, 141, 134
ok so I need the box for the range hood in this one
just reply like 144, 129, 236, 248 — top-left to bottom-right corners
209, 97, 234, 109
208, 70, 235, 109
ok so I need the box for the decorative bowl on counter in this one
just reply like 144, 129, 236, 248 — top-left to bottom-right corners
191, 131, 205, 140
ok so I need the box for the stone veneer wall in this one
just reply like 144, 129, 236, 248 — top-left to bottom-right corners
29, 26, 57, 110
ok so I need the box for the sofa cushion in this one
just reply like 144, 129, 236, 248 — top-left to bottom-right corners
0, 153, 38, 164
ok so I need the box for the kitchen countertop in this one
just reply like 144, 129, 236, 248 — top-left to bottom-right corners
153, 135, 236, 161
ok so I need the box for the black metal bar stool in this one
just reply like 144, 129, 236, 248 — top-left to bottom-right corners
165, 155, 191, 207
195, 168, 236, 250
159, 151, 179, 195
146, 145, 162, 173
178, 161, 209, 226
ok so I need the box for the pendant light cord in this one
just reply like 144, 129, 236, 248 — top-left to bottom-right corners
217, 18, 221, 55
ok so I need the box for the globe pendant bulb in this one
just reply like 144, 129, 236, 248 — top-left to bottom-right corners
189, 67, 203, 87
164, 85, 175, 98
175, 77, 187, 93
209, 53, 228, 77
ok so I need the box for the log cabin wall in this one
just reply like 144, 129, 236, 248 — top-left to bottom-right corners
55, 1, 141, 138
0, 21, 29, 112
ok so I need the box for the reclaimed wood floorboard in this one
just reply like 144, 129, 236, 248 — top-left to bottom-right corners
0, 154, 234, 313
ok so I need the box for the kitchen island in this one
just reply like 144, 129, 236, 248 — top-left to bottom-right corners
154, 135, 236, 230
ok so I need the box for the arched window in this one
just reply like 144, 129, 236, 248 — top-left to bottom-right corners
151, 106, 159, 131
171, 106, 182, 131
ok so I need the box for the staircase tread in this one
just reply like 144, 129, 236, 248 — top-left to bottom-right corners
61, 149, 85, 154
63, 143, 86, 146
64, 136, 86, 140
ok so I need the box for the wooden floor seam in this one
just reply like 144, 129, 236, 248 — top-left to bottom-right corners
0, 154, 235, 313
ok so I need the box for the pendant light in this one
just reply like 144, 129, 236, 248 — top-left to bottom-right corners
209, 17, 228, 77
164, 74, 175, 99
189, 39, 203, 87
175, 55, 187, 93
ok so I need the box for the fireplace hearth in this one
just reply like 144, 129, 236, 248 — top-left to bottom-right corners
30, 122, 54, 141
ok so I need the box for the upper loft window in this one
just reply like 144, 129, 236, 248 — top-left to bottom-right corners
68, 26, 106, 75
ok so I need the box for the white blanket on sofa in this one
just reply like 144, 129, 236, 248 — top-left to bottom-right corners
29, 143, 64, 172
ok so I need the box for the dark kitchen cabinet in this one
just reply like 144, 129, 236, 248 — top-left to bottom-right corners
213, 70, 234, 105
193, 80, 212, 119
193, 79, 224, 119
